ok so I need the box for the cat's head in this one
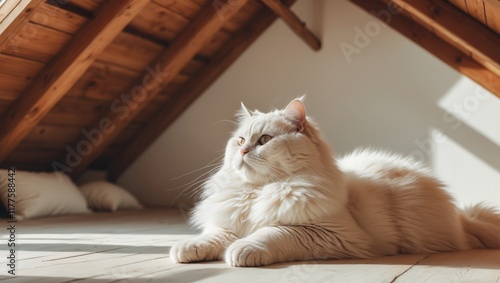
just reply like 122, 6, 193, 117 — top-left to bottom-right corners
224, 98, 329, 184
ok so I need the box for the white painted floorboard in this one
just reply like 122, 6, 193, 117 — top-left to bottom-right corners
1, 209, 499, 282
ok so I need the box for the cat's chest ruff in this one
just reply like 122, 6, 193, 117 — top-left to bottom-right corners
241, 187, 258, 198
231, 187, 259, 210
208, 187, 261, 235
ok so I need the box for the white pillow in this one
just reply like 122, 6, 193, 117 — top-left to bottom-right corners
79, 181, 143, 212
0, 170, 91, 220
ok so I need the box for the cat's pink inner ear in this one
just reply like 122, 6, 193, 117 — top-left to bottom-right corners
284, 99, 306, 131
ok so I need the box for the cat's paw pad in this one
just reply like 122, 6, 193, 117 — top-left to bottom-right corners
170, 238, 219, 263
225, 240, 272, 267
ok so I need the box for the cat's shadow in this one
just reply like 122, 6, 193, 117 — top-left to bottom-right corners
264, 249, 500, 270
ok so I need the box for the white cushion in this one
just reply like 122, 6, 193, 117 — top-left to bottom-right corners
79, 181, 143, 212
0, 170, 91, 220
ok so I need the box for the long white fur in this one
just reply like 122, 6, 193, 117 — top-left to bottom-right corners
170, 98, 500, 267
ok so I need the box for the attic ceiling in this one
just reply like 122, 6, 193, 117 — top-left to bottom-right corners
0, 0, 498, 181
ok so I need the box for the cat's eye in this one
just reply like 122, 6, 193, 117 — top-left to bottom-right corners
237, 137, 245, 146
258, 135, 273, 145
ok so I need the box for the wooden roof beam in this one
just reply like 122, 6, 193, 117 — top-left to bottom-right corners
0, 0, 150, 163
58, 0, 250, 178
261, 0, 321, 50
381, 0, 500, 77
108, 0, 297, 180
349, 0, 500, 99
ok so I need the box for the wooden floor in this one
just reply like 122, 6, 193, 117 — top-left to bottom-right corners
1, 208, 499, 282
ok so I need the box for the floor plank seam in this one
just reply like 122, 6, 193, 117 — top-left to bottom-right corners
60, 275, 102, 283
44, 247, 124, 262
112, 255, 169, 268
388, 254, 431, 283
121, 264, 182, 281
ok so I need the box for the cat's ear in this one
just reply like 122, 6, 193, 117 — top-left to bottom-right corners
237, 102, 253, 120
284, 99, 306, 132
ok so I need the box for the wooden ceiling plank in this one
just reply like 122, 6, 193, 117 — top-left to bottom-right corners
107, 0, 297, 180
128, 1, 188, 42
0, 0, 150, 163
448, 0, 468, 12
2, 23, 72, 63
482, 0, 500, 9
465, 0, 487, 24
0, 0, 45, 48
383, 0, 500, 77
261, 0, 320, 51
152, 0, 204, 20
31, 2, 88, 34
349, 0, 500, 98
484, 0, 500, 34
60, 0, 250, 178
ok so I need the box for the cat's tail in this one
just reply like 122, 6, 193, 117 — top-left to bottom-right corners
461, 204, 500, 249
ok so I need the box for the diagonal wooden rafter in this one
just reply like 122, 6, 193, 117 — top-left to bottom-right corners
59, 0, 250, 178
107, 0, 297, 180
349, 0, 500, 99
261, 0, 320, 50
381, 0, 500, 77
0, 0, 150, 163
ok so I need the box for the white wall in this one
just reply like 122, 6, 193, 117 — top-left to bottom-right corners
118, 0, 500, 209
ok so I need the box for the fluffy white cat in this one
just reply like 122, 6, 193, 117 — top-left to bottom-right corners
170, 98, 500, 267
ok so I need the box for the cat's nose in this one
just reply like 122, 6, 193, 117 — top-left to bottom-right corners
241, 148, 250, 156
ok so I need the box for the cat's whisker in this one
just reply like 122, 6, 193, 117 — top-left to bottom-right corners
169, 162, 222, 182
167, 155, 225, 205
168, 162, 224, 205
165, 165, 222, 192
185, 184, 205, 199
262, 164, 280, 182
166, 169, 222, 194
170, 177, 211, 205
270, 97, 279, 110
170, 155, 224, 181
257, 158, 293, 181
252, 159, 280, 183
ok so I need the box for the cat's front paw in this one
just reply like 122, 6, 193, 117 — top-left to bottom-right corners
170, 237, 221, 263
225, 240, 273, 267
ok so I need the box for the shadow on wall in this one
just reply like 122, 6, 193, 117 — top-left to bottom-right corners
430, 106, 500, 174
385, 76, 500, 175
